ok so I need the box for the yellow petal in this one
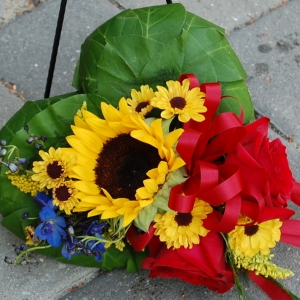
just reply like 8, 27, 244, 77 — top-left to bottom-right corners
71, 125, 103, 154
85, 117, 117, 139
74, 153, 96, 169
170, 157, 186, 171
143, 179, 158, 194
165, 128, 184, 149
66, 136, 98, 160
74, 115, 90, 130
101, 208, 120, 219
73, 166, 95, 181
73, 180, 100, 195
131, 130, 159, 149
101, 102, 122, 121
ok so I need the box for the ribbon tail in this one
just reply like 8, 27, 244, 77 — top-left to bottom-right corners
280, 219, 300, 247
249, 272, 294, 300
291, 181, 300, 206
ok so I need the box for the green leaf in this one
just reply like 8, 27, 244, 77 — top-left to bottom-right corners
0, 92, 77, 145
220, 81, 255, 123
39, 243, 148, 271
1, 205, 40, 240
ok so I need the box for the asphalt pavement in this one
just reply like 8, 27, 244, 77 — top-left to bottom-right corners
0, 0, 300, 299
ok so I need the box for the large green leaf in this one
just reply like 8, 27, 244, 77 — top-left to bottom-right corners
73, 4, 186, 92
73, 3, 254, 122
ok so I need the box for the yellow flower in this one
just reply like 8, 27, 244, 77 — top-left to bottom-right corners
6, 171, 42, 196
228, 215, 282, 257
153, 199, 213, 249
32, 147, 76, 189
24, 226, 39, 245
151, 79, 207, 123
232, 251, 293, 279
68, 98, 185, 228
52, 180, 78, 215
76, 101, 87, 119
125, 85, 155, 117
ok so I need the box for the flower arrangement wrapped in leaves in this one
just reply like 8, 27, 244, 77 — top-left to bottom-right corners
1, 3, 300, 299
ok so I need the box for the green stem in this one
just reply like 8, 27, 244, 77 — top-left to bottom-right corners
15, 245, 51, 264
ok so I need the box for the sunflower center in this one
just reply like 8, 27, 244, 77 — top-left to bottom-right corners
175, 213, 193, 226
54, 184, 71, 201
94, 134, 161, 199
244, 224, 259, 236
170, 97, 186, 110
47, 161, 64, 179
135, 101, 149, 113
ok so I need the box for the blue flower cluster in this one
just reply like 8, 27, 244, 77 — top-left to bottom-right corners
62, 221, 106, 262
33, 193, 106, 262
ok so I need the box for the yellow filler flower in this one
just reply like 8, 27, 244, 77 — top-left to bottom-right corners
153, 199, 213, 249
68, 99, 185, 227
151, 78, 207, 123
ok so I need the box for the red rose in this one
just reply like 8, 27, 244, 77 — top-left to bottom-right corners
141, 232, 234, 294
226, 117, 294, 208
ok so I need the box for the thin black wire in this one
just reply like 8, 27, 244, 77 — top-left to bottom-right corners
44, 0, 68, 99
45, 0, 171, 98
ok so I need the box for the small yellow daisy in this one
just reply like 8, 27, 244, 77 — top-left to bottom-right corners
126, 85, 155, 117
32, 147, 76, 189
151, 79, 207, 123
228, 215, 282, 257
52, 180, 79, 215
153, 199, 213, 249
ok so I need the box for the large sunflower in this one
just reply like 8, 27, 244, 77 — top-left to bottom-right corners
151, 78, 207, 123
153, 199, 213, 249
228, 215, 282, 257
68, 99, 185, 227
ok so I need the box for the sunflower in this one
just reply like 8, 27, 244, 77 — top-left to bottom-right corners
228, 215, 282, 257
32, 147, 76, 189
24, 225, 39, 245
125, 85, 155, 117
153, 199, 213, 249
68, 99, 185, 228
150, 78, 207, 123
52, 180, 78, 215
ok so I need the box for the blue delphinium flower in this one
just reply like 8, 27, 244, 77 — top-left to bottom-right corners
86, 240, 106, 262
35, 207, 66, 247
34, 192, 57, 210
84, 220, 106, 238
62, 238, 83, 260
83, 221, 106, 262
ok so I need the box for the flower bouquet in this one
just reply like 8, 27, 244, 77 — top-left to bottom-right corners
1, 3, 300, 299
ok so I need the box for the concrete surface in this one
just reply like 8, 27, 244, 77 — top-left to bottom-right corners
0, 0, 50, 29
0, 0, 300, 299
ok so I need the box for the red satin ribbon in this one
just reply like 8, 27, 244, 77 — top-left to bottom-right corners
172, 74, 246, 232
126, 224, 155, 252
249, 271, 294, 300
280, 219, 300, 247
291, 181, 300, 206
